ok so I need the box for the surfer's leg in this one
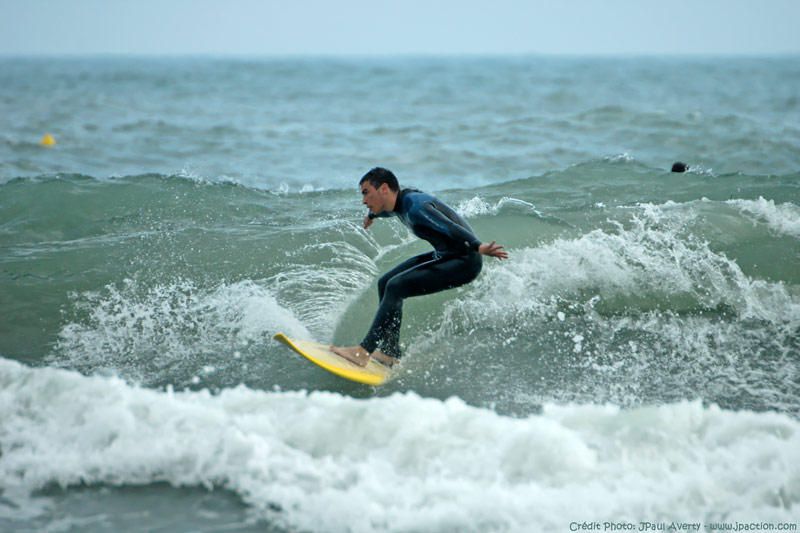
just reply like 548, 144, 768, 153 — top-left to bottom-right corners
377, 252, 435, 302
332, 253, 434, 367
362, 253, 434, 359
361, 252, 482, 358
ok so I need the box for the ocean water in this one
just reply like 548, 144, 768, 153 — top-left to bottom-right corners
1, 56, 799, 532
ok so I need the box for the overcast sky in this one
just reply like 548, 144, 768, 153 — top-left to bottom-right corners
2, 0, 799, 56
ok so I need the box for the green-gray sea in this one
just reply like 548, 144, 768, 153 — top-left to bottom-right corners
1, 57, 799, 532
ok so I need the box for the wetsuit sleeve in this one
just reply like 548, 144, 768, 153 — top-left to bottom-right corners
418, 202, 481, 252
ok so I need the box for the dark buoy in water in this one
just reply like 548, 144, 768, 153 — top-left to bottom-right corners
671, 161, 688, 173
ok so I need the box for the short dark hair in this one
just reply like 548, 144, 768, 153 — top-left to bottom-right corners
359, 167, 399, 192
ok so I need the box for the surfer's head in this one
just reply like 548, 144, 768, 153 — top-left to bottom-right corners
671, 161, 689, 173
359, 167, 399, 214
359, 167, 399, 192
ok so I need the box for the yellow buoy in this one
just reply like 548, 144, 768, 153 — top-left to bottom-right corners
40, 133, 56, 147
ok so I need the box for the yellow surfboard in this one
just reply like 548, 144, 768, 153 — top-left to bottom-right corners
273, 333, 392, 386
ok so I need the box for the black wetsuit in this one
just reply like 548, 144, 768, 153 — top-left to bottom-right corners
361, 189, 483, 358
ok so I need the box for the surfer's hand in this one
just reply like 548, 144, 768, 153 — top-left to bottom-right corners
363, 215, 374, 229
479, 241, 508, 259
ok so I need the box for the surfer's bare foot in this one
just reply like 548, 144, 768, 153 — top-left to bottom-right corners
330, 345, 370, 367
370, 350, 399, 368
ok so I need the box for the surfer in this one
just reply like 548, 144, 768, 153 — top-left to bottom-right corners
331, 167, 508, 368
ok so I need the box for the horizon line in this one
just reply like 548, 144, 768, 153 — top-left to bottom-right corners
2, 50, 799, 60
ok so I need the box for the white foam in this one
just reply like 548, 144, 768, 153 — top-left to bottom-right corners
453, 202, 799, 325
426, 200, 800, 411
456, 196, 541, 218
1, 359, 798, 532
54, 279, 309, 381
603, 152, 634, 163
53, 227, 380, 384
728, 196, 800, 239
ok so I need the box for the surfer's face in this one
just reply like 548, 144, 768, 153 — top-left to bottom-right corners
361, 182, 389, 214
